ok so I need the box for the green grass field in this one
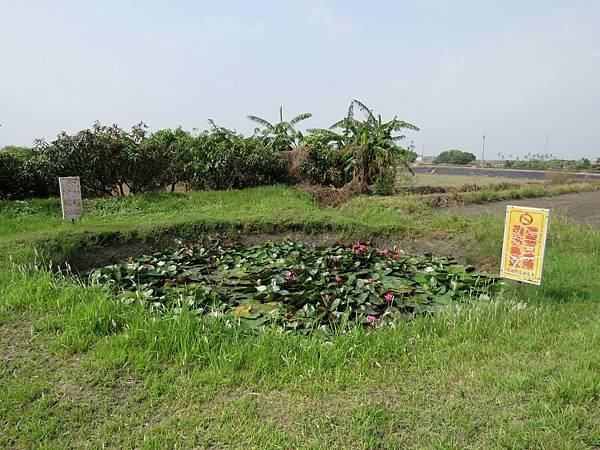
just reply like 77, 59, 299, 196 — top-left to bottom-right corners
1, 185, 600, 448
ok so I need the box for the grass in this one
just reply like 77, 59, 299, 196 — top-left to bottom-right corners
452, 181, 599, 204
1, 185, 600, 448
411, 173, 522, 187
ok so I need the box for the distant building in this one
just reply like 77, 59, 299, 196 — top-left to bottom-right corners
415, 155, 435, 163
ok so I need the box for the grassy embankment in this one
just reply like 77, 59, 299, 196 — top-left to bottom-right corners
1, 185, 600, 448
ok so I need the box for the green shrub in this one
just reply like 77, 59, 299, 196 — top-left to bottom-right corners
187, 124, 286, 190
0, 150, 51, 199
547, 172, 572, 185
0, 152, 26, 199
37, 123, 134, 196
434, 149, 476, 165
299, 136, 352, 187
371, 167, 397, 195
0, 122, 287, 200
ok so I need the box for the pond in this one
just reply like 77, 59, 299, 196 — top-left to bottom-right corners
88, 240, 501, 333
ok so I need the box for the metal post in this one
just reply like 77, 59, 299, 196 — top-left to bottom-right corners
481, 134, 486, 167
516, 281, 522, 298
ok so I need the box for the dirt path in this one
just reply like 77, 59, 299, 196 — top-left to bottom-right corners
414, 165, 600, 182
450, 190, 600, 228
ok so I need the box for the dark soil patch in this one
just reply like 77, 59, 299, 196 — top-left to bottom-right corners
68, 231, 464, 272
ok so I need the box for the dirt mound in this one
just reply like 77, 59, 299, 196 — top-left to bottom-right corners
301, 177, 369, 207
282, 147, 308, 182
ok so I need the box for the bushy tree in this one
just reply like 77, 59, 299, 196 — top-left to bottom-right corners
122, 125, 194, 194
35, 122, 134, 196
187, 121, 286, 190
434, 149, 476, 165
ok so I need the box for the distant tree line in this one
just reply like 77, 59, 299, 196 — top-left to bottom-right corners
504, 155, 595, 171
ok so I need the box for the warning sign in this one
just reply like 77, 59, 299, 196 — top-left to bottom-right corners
500, 205, 549, 285
58, 177, 83, 220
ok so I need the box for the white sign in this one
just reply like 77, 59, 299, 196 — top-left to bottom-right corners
58, 177, 83, 220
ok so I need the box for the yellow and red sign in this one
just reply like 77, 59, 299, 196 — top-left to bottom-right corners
500, 205, 550, 285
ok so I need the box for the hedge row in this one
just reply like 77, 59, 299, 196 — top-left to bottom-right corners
0, 123, 290, 199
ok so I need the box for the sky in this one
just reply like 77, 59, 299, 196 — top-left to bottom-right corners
1, 0, 599, 159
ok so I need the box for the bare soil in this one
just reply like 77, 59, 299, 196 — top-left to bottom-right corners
450, 190, 600, 228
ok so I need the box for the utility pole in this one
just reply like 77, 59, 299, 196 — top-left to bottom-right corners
481, 134, 486, 167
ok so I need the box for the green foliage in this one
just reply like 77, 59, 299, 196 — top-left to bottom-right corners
434, 149, 477, 165
187, 122, 286, 190
41, 122, 138, 196
0, 152, 26, 199
298, 134, 353, 187
0, 149, 50, 199
248, 106, 312, 151
1, 102, 421, 199
309, 99, 419, 194
0, 145, 31, 156
371, 167, 398, 195
123, 127, 191, 194
505, 157, 595, 171
89, 240, 500, 333
0, 122, 287, 200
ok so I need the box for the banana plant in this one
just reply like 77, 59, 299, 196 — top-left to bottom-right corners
247, 106, 312, 151
308, 100, 419, 187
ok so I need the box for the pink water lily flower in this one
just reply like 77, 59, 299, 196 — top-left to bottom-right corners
352, 241, 368, 254
366, 315, 377, 324
384, 292, 395, 302
284, 272, 296, 282
335, 275, 342, 285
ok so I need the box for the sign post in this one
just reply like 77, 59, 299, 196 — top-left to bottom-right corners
58, 177, 83, 222
500, 205, 550, 286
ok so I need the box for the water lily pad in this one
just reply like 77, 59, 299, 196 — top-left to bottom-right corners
87, 240, 501, 333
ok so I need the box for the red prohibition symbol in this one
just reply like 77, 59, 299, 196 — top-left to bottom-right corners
519, 213, 534, 226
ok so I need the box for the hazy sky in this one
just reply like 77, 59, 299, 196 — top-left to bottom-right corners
1, 0, 599, 159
